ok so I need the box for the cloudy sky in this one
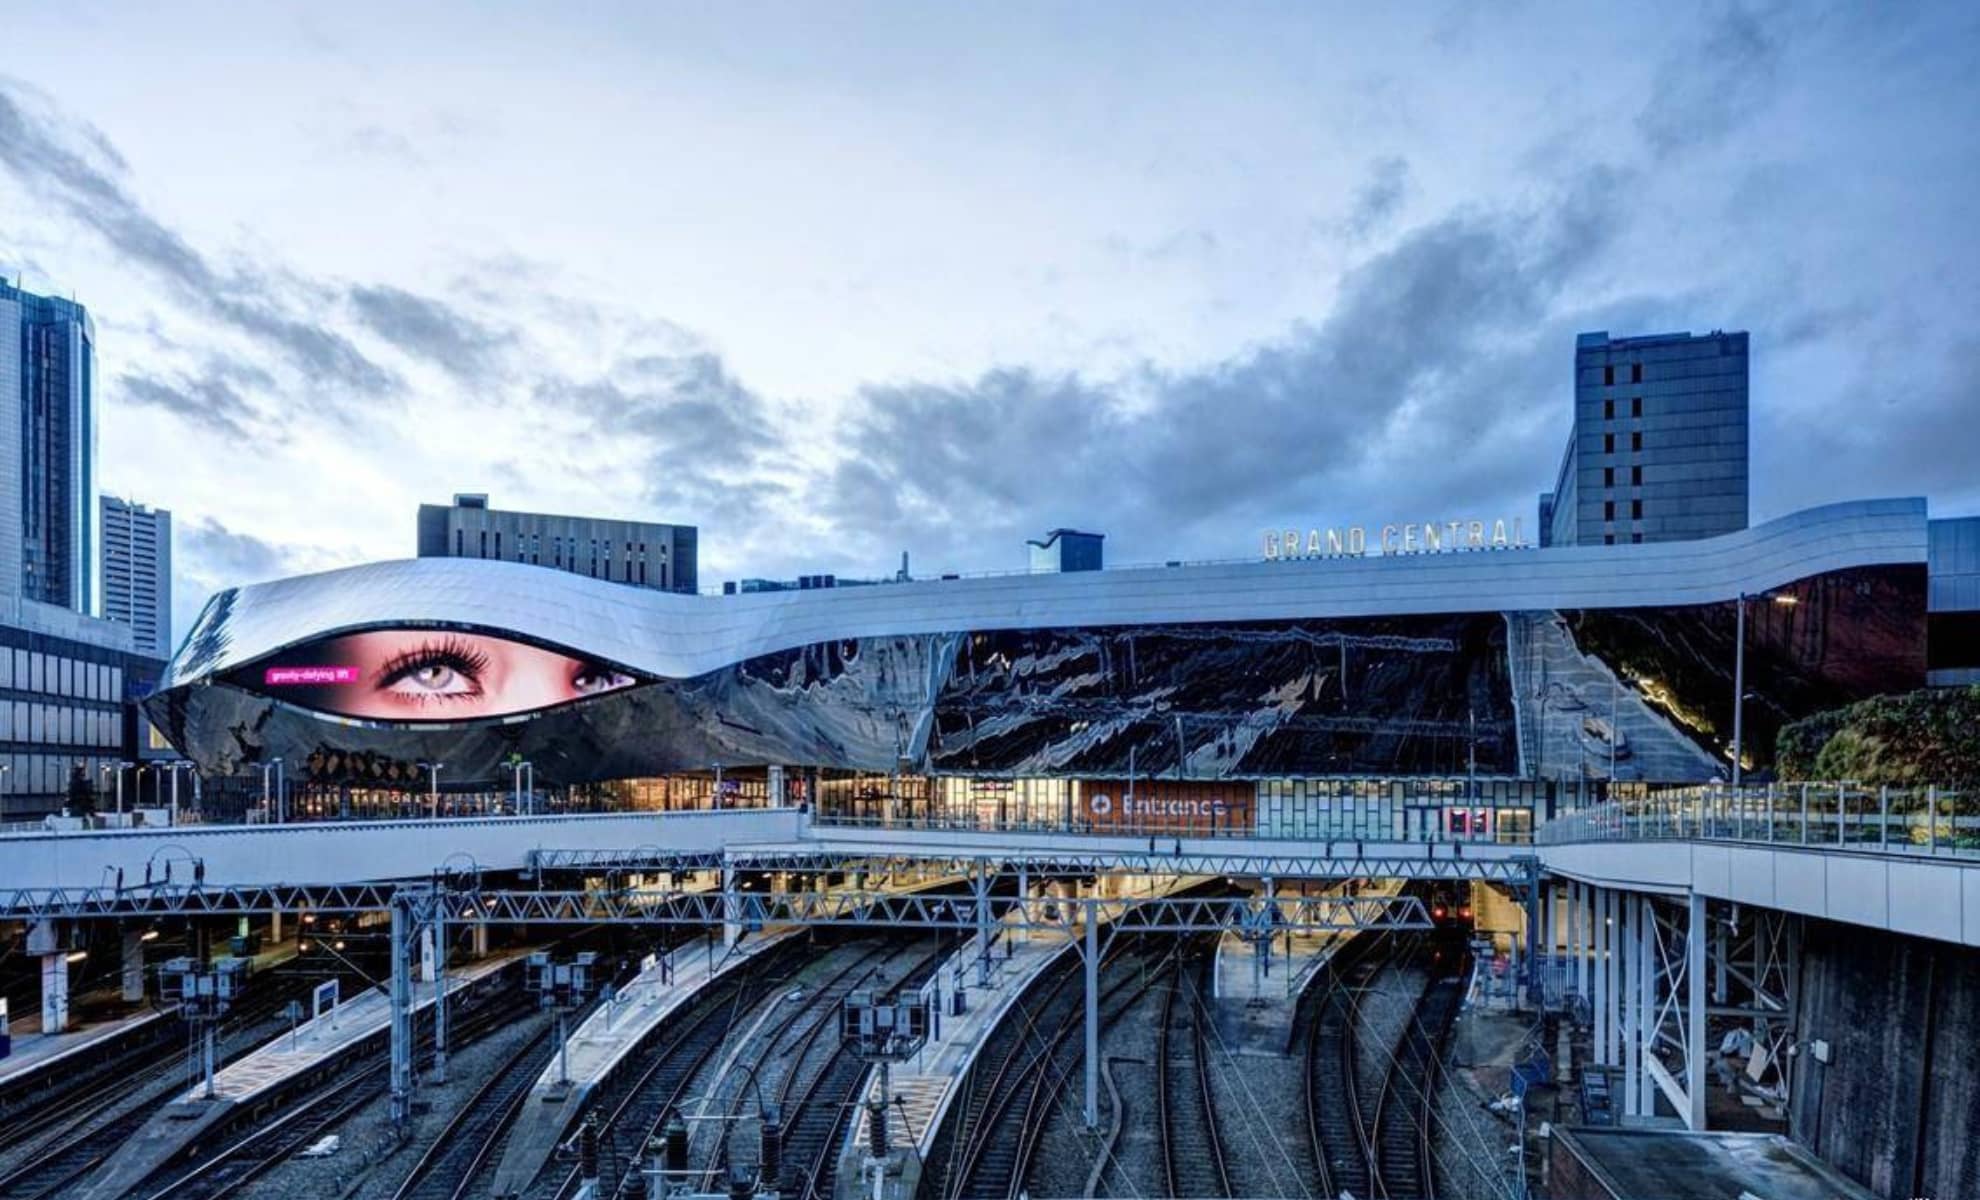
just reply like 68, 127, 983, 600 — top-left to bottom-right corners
2, 2, 1976, 638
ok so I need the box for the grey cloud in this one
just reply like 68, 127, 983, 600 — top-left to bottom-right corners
535, 349, 788, 528
0, 78, 395, 394
1761, 333, 1980, 514
119, 368, 268, 442
821, 167, 1634, 568
180, 516, 291, 584
350, 284, 505, 380
1344, 156, 1410, 239
172, 517, 303, 643
1636, 5, 1784, 158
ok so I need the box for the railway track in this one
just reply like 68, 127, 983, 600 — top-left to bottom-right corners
388, 1021, 559, 1200
1302, 928, 1468, 1200
772, 939, 948, 1200
132, 991, 535, 1200
691, 939, 904, 1194
0, 959, 334, 1157
532, 939, 815, 1200
933, 935, 1176, 1200
1156, 941, 1231, 1199
139, 992, 531, 1200
0, 963, 352, 1200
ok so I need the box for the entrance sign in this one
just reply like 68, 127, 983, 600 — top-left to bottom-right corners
1263, 518, 1528, 560
1079, 780, 1255, 833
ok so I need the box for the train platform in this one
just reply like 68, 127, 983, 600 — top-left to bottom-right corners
74, 947, 527, 1200
1207, 880, 1397, 1054
0, 1006, 162, 1086
847, 872, 1204, 1171
486, 930, 798, 1197
863, 918, 1072, 1156
176, 947, 522, 1106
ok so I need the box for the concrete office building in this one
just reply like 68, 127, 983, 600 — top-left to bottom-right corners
1541, 330, 1749, 548
0, 280, 96, 612
100, 497, 172, 658
416, 493, 697, 593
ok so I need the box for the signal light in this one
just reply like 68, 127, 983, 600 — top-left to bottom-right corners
1433, 906, 1448, 919
1460, 906, 1473, 919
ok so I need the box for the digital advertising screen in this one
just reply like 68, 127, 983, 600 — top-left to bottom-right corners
230, 628, 643, 722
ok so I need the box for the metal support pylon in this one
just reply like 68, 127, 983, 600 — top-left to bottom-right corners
431, 898, 448, 1083
1082, 897, 1100, 1129
389, 891, 415, 1130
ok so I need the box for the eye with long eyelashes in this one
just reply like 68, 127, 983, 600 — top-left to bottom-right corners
374, 637, 492, 703
571, 661, 634, 696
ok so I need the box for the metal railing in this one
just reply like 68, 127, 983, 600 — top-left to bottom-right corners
810, 809, 1536, 844
1537, 783, 1979, 858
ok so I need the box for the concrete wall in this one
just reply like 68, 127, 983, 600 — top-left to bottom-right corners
1791, 916, 1980, 1199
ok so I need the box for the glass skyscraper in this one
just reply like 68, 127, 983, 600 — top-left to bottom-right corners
0, 280, 96, 614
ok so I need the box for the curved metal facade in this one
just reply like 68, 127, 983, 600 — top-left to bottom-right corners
145, 499, 1932, 786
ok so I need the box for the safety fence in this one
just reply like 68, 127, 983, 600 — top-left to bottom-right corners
1537, 783, 1978, 858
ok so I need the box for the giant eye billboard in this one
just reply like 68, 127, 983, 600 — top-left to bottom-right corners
230, 629, 642, 722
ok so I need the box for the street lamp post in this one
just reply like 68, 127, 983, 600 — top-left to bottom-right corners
259, 763, 276, 820
274, 758, 285, 823
420, 762, 445, 820
166, 762, 184, 826
1731, 591, 1798, 789
511, 760, 534, 815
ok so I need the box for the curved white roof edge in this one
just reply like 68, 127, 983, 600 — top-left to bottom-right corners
168, 497, 1928, 685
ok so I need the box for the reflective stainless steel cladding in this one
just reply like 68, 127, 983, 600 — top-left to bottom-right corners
146, 500, 1931, 788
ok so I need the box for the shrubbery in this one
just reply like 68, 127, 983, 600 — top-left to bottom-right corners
1774, 685, 1980, 786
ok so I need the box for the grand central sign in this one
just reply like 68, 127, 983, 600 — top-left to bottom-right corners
1263, 517, 1529, 560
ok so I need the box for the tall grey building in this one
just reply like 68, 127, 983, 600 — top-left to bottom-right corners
0, 280, 96, 613
416, 493, 698, 592
100, 497, 173, 658
1539, 330, 1749, 548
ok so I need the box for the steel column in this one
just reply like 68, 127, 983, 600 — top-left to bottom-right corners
1569, 882, 1586, 1004
1686, 892, 1707, 1130
1636, 895, 1656, 1116
973, 864, 992, 986
1591, 887, 1606, 1063
1622, 895, 1640, 1113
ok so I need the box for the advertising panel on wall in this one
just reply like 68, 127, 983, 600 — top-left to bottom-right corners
1076, 779, 1256, 834
229, 628, 644, 722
